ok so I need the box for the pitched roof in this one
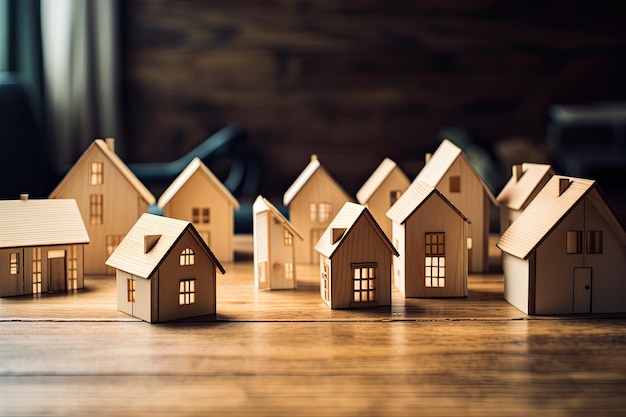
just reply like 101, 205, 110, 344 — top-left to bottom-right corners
283, 154, 350, 206
253, 196, 303, 241
386, 178, 469, 225
496, 163, 554, 211
315, 202, 399, 258
356, 158, 407, 204
50, 139, 156, 205
0, 198, 89, 248
416, 139, 496, 204
157, 157, 240, 209
497, 176, 626, 259
105, 213, 225, 278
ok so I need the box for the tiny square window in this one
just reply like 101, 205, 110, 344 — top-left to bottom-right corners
449, 176, 461, 193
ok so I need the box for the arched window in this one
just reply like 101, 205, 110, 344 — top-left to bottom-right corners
179, 248, 195, 266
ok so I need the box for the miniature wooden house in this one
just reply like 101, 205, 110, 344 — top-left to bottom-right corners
496, 163, 554, 233
253, 196, 303, 290
0, 196, 89, 297
386, 179, 470, 298
314, 202, 398, 309
157, 157, 240, 262
497, 176, 626, 315
416, 139, 496, 272
283, 154, 352, 264
356, 157, 410, 238
49, 139, 155, 275
105, 213, 225, 323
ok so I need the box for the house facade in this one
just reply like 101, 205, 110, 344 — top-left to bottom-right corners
497, 176, 626, 315
0, 197, 89, 297
315, 202, 398, 309
158, 157, 240, 262
253, 196, 303, 290
50, 139, 155, 275
106, 213, 225, 323
416, 139, 496, 272
283, 154, 352, 264
387, 179, 470, 298
356, 157, 410, 238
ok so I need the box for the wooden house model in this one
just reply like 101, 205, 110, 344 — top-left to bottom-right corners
415, 139, 496, 272
157, 157, 240, 262
386, 179, 470, 298
356, 157, 410, 238
105, 213, 225, 323
283, 154, 352, 264
253, 196, 303, 290
0, 196, 89, 297
496, 163, 554, 233
496, 176, 626, 315
49, 139, 155, 275
314, 202, 398, 309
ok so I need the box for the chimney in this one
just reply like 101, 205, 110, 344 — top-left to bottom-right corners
558, 178, 571, 196
311, 154, 318, 162
105, 137, 115, 153
20, 194, 29, 201
425, 153, 432, 163
512, 165, 523, 182
144, 235, 161, 253
331, 228, 346, 244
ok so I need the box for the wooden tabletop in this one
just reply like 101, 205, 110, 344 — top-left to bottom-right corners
1, 236, 625, 416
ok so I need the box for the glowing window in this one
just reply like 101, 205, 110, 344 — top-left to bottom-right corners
127, 279, 135, 302
180, 248, 195, 266
425, 232, 445, 288
352, 265, 376, 302
89, 162, 103, 185
9, 252, 19, 275
90, 194, 103, 225
283, 230, 293, 246
179, 279, 196, 305
32, 248, 42, 294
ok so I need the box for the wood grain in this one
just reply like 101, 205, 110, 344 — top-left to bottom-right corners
1, 235, 625, 416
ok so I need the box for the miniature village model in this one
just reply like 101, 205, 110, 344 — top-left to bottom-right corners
0, 196, 90, 297
105, 213, 225, 323
315, 202, 398, 309
157, 157, 240, 263
497, 175, 626, 315
283, 154, 352, 264
253, 196, 303, 290
49, 139, 156, 275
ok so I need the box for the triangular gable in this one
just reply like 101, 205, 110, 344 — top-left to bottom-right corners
253, 196, 303, 241
315, 202, 399, 258
497, 176, 626, 259
356, 158, 405, 204
49, 139, 156, 205
105, 213, 225, 278
283, 155, 351, 206
496, 163, 554, 211
416, 139, 497, 204
386, 178, 469, 225
0, 198, 90, 248
157, 157, 240, 210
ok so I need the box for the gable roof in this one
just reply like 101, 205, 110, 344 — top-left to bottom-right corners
49, 139, 156, 205
253, 196, 303, 241
416, 139, 496, 204
283, 154, 351, 206
315, 202, 399, 258
386, 178, 469, 225
157, 157, 240, 209
105, 213, 225, 278
497, 175, 626, 259
0, 198, 89, 249
356, 158, 408, 204
496, 163, 554, 211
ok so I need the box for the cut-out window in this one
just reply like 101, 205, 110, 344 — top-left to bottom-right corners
285, 263, 294, 280
127, 279, 135, 302
322, 263, 329, 301
89, 162, 103, 185
586, 231, 603, 254
106, 235, 123, 256
179, 279, 196, 305
352, 264, 376, 302
90, 194, 103, 225
283, 230, 293, 246
180, 248, 195, 266
390, 190, 402, 206
192, 208, 210, 224
67, 245, 78, 290
566, 231, 582, 254
309, 203, 317, 222
449, 176, 461, 193
32, 248, 42, 294
9, 252, 19, 275
425, 232, 445, 288
318, 203, 331, 223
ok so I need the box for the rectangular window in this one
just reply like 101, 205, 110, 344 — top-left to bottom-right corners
390, 190, 402, 206
566, 231, 582, 254
106, 235, 123, 256
309, 203, 317, 222
179, 248, 195, 266
425, 232, 445, 288
449, 176, 461, 193
586, 231, 603, 254
179, 279, 196, 305
9, 252, 19, 275
283, 230, 293, 246
192, 208, 210, 224
89, 162, 103, 185
352, 264, 376, 303
285, 263, 294, 280
202, 208, 210, 224
127, 279, 136, 302
322, 263, 329, 301
318, 203, 331, 223
32, 248, 42, 294
90, 194, 103, 225
192, 208, 200, 224
67, 245, 78, 290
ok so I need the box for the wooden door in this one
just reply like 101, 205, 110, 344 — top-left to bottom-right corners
48, 250, 66, 292
573, 267, 592, 314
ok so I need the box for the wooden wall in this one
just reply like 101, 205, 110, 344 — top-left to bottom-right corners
121, 0, 626, 201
